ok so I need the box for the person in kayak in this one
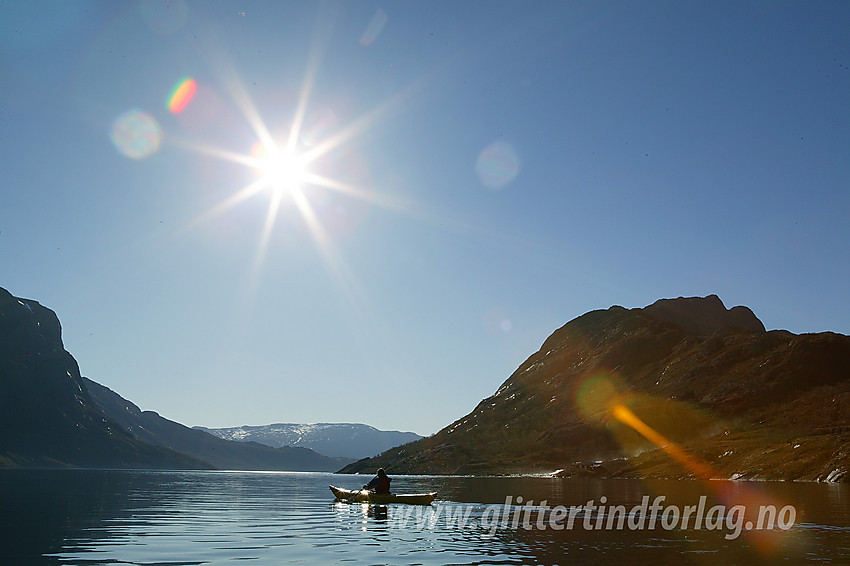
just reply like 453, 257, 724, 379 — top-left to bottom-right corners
362, 468, 391, 494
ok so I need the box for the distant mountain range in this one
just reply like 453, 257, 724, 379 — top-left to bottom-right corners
195, 424, 422, 460
0, 286, 352, 471
7, 285, 849, 481
342, 295, 850, 481
83, 378, 354, 471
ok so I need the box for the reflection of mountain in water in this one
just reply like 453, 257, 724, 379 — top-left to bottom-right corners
4, 471, 846, 565
0, 470, 165, 563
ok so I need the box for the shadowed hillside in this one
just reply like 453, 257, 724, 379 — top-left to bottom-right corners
0, 287, 208, 469
0, 286, 352, 471
85, 379, 354, 471
341, 295, 850, 481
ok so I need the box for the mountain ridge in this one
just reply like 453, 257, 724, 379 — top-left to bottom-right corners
0, 287, 209, 469
0, 286, 352, 471
341, 295, 850, 481
6, 286, 847, 480
195, 423, 422, 460
84, 378, 353, 471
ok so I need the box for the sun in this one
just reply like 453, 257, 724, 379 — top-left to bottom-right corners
250, 141, 309, 197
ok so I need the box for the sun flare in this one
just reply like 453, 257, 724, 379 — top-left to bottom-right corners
250, 141, 309, 196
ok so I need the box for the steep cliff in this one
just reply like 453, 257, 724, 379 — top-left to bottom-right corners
0, 286, 351, 471
0, 287, 208, 468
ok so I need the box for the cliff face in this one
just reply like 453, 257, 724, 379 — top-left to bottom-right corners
341, 296, 850, 481
0, 286, 351, 471
0, 287, 208, 469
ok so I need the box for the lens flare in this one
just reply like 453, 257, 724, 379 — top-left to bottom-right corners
483, 306, 513, 335
168, 77, 198, 114
301, 106, 339, 147
359, 8, 388, 46
612, 403, 718, 480
110, 109, 162, 160
476, 140, 520, 189
573, 372, 799, 555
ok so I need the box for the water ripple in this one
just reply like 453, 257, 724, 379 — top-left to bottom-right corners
2, 471, 848, 565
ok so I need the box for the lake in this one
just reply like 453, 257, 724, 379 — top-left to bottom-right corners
1, 470, 848, 565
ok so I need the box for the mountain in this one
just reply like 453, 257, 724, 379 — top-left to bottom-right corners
0, 286, 352, 471
341, 295, 850, 481
195, 423, 422, 459
85, 379, 354, 471
0, 287, 208, 469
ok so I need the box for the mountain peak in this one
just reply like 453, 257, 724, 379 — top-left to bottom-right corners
641, 294, 765, 336
340, 294, 850, 480
195, 423, 423, 459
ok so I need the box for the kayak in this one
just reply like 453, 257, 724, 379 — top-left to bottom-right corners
329, 485, 436, 505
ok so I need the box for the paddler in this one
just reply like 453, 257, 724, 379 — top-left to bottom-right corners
362, 468, 392, 494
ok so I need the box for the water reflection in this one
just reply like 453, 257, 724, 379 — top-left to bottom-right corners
368, 504, 389, 522
0, 470, 847, 565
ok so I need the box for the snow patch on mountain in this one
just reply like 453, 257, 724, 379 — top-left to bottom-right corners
194, 423, 422, 460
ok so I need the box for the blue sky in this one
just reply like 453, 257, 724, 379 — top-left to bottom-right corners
2, 1, 848, 435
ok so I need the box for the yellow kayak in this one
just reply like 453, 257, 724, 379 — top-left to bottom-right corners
329, 485, 436, 505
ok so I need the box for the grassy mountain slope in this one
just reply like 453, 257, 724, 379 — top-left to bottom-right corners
341, 296, 850, 481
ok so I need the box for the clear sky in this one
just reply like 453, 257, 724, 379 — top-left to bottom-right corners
2, 1, 848, 435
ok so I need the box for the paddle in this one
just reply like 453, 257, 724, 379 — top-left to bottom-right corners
347, 486, 367, 502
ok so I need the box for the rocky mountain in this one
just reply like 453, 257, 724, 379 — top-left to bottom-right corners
0, 287, 207, 469
0, 287, 351, 471
195, 423, 422, 459
341, 295, 850, 481
85, 379, 353, 471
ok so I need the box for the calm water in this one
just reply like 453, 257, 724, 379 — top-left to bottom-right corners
1, 470, 849, 565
